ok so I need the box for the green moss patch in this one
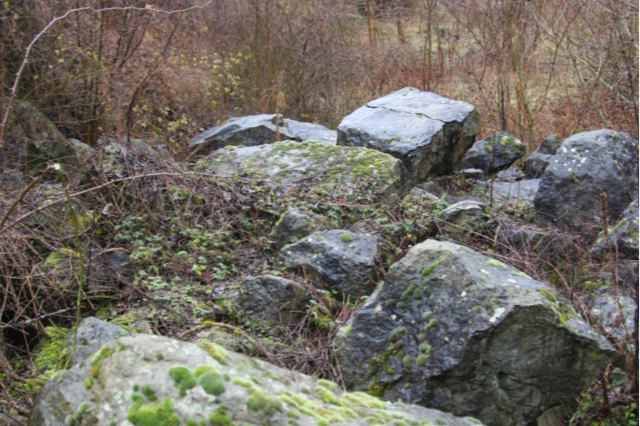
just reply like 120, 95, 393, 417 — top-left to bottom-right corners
168, 366, 196, 397
246, 389, 283, 415
126, 397, 180, 426
198, 371, 226, 396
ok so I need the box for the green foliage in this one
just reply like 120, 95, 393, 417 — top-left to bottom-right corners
33, 326, 69, 381
141, 385, 158, 402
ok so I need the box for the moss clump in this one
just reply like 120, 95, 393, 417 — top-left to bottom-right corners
126, 397, 180, 426
401, 285, 416, 301
246, 389, 283, 415
402, 355, 414, 369
83, 377, 93, 389
315, 385, 339, 404
538, 289, 557, 303
342, 324, 352, 336
33, 326, 68, 383
342, 391, 387, 409
486, 259, 507, 269
198, 341, 228, 365
65, 402, 90, 426
416, 355, 429, 366
413, 288, 423, 299
156, 352, 164, 361
199, 371, 226, 396
423, 319, 437, 331
109, 421, 117, 426
339, 233, 354, 243
464, 417, 483, 425
435, 420, 448, 426
91, 345, 115, 366
419, 343, 432, 353
231, 377, 254, 390
419, 261, 441, 276
317, 419, 329, 426
193, 365, 215, 378
141, 385, 158, 402
210, 406, 233, 426
418, 333, 427, 342
421, 311, 433, 321
168, 366, 196, 397
133, 384, 140, 392
316, 379, 338, 391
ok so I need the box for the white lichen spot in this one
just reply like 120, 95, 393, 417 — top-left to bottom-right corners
374, 304, 383, 313
480, 269, 490, 276
391, 314, 397, 320
507, 279, 516, 284
460, 291, 467, 297
488, 307, 506, 323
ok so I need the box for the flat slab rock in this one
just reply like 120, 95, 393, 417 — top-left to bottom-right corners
334, 239, 615, 426
29, 334, 484, 426
197, 140, 408, 201
190, 114, 337, 155
281, 230, 378, 299
337, 87, 480, 186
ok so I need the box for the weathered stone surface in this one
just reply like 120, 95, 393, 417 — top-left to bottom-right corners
495, 168, 524, 182
588, 287, 637, 344
334, 239, 615, 426
29, 334, 484, 426
238, 275, 308, 324
457, 168, 485, 179
198, 140, 408, 201
190, 114, 337, 155
5, 101, 78, 167
524, 135, 558, 179
281, 230, 377, 299
592, 200, 639, 260
438, 200, 490, 242
402, 187, 439, 204
482, 179, 541, 211
462, 132, 526, 173
272, 208, 319, 243
337, 88, 480, 185
64, 317, 128, 365
534, 129, 639, 227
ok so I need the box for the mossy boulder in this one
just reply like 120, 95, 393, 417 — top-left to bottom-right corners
437, 200, 490, 243
592, 200, 639, 260
197, 140, 409, 201
190, 114, 337, 155
461, 131, 525, 173
64, 317, 129, 366
338, 87, 480, 186
29, 334, 484, 426
334, 239, 615, 426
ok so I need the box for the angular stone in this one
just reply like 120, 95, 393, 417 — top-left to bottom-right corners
281, 230, 378, 299
272, 208, 319, 243
462, 131, 526, 173
334, 239, 615, 426
588, 286, 637, 344
64, 317, 128, 365
337, 88, 480, 186
190, 114, 337, 155
438, 200, 490, 242
592, 200, 639, 260
238, 275, 308, 324
198, 140, 408, 201
29, 334, 484, 426
524, 135, 558, 179
534, 129, 639, 228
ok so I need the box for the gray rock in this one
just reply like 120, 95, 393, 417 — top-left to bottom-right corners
67, 138, 96, 162
334, 239, 615, 426
534, 129, 639, 228
238, 275, 308, 324
337, 87, 480, 186
495, 168, 524, 182
272, 208, 318, 243
438, 200, 490, 242
524, 135, 558, 179
462, 131, 526, 173
190, 114, 337, 155
483, 179, 540, 210
589, 286, 637, 344
5, 100, 78, 167
281, 230, 378, 299
64, 317, 128, 365
457, 168, 485, 179
29, 334, 484, 426
402, 187, 439, 204
198, 140, 408, 202
592, 200, 639, 259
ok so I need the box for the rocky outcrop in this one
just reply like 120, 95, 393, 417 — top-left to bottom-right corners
29, 334, 484, 426
238, 275, 308, 324
198, 140, 409, 201
461, 132, 525, 173
281, 230, 378, 299
337, 88, 480, 186
334, 239, 615, 426
534, 129, 639, 228
190, 114, 337, 155
592, 200, 639, 259
524, 135, 558, 179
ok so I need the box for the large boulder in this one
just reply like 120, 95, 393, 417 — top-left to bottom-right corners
592, 200, 639, 260
524, 135, 558, 179
281, 230, 378, 299
334, 239, 615, 426
197, 140, 409, 201
534, 129, 639, 228
461, 132, 526, 173
190, 114, 337, 155
29, 334, 484, 426
337, 87, 480, 186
